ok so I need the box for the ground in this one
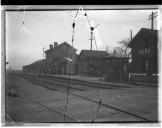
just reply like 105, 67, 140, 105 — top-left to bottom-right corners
4, 73, 158, 124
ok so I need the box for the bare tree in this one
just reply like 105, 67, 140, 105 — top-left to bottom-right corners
118, 38, 130, 54
115, 38, 131, 57
106, 45, 110, 54
112, 47, 125, 56
106, 38, 131, 57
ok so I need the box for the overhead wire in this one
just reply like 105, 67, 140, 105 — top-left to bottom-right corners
28, 12, 73, 22
63, 9, 79, 122
92, 89, 102, 122
93, 35, 98, 50
71, 10, 79, 46
83, 9, 99, 50
83, 8, 103, 122
21, 7, 26, 26
8, 10, 151, 27
84, 10, 91, 28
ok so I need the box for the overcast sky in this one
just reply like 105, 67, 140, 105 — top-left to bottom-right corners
6, 9, 159, 70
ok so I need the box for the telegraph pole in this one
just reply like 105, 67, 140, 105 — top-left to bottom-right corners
43, 48, 45, 58
89, 25, 99, 51
130, 29, 132, 41
90, 31, 93, 51
149, 11, 158, 30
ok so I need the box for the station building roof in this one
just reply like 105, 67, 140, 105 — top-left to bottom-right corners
45, 42, 77, 53
128, 28, 158, 48
79, 50, 107, 59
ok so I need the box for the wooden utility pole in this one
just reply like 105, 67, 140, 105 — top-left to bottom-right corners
149, 11, 158, 30
90, 27, 95, 51
90, 31, 93, 51
130, 29, 133, 41
89, 32, 98, 51
89, 30, 93, 76
43, 48, 45, 58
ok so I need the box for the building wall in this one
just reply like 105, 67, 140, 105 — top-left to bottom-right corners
77, 59, 89, 76
77, 57, 105, 77
45, 44, 77, 75
104, 58, 128, 82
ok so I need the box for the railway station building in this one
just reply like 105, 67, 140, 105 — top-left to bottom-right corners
23, 59, 47, 75
23, 42, 78, 75
45, 42, 78, 75
128, 28, 158, 83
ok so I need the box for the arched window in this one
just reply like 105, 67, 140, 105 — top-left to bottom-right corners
144, 59, 149, 72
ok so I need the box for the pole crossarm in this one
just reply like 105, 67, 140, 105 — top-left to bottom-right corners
148, 11, 158, 30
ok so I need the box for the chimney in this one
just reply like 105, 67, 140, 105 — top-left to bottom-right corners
49, 44, 53, 49
54, 42, 58, 47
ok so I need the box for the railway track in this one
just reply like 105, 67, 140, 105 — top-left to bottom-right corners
19, 94, 77, 122
6, 92, 77, 123
23, 74, 156, 95
40, 75, 130, 89
22, 74, 122, 91
40, 75, 157, 95
24, 75, 85, 91
21, 74, 155, 122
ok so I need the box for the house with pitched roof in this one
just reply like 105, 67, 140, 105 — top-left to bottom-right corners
77, 50, 107, 76
45, 42, 78, 75
23, 41, 78, 75
128, 28, 158, 82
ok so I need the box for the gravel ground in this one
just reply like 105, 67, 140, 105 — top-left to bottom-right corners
5, 73, 158, 124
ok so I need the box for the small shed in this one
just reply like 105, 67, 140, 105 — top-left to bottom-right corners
77, 50, 107, 76
103, 55, 128, 82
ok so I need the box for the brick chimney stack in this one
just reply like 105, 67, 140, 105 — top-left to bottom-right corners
49, 44, 53, 49
54, 42, 58, 47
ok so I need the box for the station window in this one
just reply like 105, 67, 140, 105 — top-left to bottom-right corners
143, 49, 145, 54
90, 64, 94, 70
148, 48, 150, 54
139, 50, 142, 55
144, 59, 149, 72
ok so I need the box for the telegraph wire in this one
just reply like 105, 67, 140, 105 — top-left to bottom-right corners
92, 88, 102, 122
71, 10, 79, 46
15, 12, 151, 26
93, 35, 98, 50
84, 10, 91, 28
148, 11, 158, 30
27, 12, 73, 22
83, 9, 99, 50
82, 7, 102, 122
64, 9, 79, 122
84, 8, 104, 122
21, 7, 26, 26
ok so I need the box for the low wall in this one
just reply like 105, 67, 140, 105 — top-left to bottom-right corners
129, 73, 159, 83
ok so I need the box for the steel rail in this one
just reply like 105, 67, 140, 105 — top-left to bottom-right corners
24, 74, 126, 90
26, 74, 156, 95
23, 75, 84, 91
22, 75, 153, 122
17, 94, 78, 122
40, 75, 157, 95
